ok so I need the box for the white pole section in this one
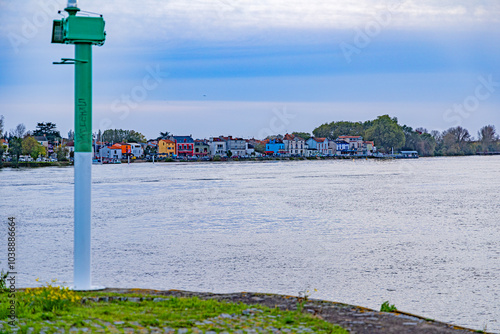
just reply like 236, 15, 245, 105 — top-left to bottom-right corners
74, 151, 92, 289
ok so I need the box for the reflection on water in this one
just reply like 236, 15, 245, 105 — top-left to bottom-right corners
1, 156, 499, 331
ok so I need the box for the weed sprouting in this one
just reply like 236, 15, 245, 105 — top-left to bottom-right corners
380, 301, 397, 312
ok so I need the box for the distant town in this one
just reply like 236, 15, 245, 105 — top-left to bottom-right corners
1, 114, 499, 165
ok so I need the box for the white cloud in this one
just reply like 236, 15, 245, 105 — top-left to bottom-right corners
2, 0, 499, 45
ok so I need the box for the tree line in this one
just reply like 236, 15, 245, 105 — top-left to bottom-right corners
310, 115, 499, 156
1, 114, 499, 161
0, 116, 149, 164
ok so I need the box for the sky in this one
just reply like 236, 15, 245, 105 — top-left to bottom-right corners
1, 0, 500, 140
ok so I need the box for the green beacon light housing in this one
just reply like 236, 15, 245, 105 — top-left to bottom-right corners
51, 0, 106, 46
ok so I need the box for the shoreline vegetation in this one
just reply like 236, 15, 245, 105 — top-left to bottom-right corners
1, 288, 489, 333
1, 153, 499, 169
2, 116, 500, 167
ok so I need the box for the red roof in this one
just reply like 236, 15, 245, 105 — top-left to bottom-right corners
109, 144, 122, 149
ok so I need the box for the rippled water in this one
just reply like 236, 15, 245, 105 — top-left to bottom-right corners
1, 157, 499, 332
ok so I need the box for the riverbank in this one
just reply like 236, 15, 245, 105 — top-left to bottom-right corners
104, 289, 490, 333
0, 161, 72, 168
6, 288, 491, 333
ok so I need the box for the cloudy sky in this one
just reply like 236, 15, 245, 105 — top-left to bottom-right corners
1, 0, 500, 139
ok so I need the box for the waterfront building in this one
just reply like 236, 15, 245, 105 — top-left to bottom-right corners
363, 141, 375, 156
221, 136, 247, 157
194, 140, 210, 157
265, 138, 286, 155
306, 137, 330, 155
334, 140, 350, 155
337, 136, 364, 155
158, 139, 176, 157
283, 134, 306, 156
208, 137, 227, 157
172, 135, 194, 157
128, 143, 144, 158
99, 143, 122, 160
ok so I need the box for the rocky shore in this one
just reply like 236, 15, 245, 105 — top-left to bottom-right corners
102, 288, 489, 334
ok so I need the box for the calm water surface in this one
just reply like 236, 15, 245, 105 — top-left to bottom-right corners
1, 156, 499, 332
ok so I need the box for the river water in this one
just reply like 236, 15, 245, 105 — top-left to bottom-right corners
1, 156, 499, 332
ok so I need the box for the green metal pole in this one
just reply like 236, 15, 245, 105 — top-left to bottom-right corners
52, 1, 105, 290
75, 43, 92, 152
74, 42, 93, 290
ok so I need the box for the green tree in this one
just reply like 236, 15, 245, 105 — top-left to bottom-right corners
227, 150, 233, 158
401, 125, 436, 156
254, 143, 266, 154
9, 137, 22, 162
22, 136, 46, 159
478, 125, 498, 152
32, 122, 61, 143
292, 132, 311, 140
439, 126, 472, 155
157, 131, 170, 140
126, 130, 147, 143
102, 129, 147, 143
55, 146, 69, 161
0, 144, 5, 165
365, 115, 405, 152
313, 121, 364, 140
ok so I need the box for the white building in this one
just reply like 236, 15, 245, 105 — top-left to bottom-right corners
99, 144, 122, 160
283, 134, 306, 156
209, 138, 227, 156
128, 143, 144, 158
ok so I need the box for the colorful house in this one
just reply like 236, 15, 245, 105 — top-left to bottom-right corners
306, 137, 330, 155
335, 140, 350, 155
194, 140, 210, 157
337, 136, 364, 155
265, 138, 286, 155
120, 143, 131, 157
172, 136, 194, 157
363, 141, 375, 155
158, 139, 176, 157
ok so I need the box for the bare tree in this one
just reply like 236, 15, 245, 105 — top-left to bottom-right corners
478, 125, 497, 144
0, 115, 4, 136
13, 123, 26, 138
443, 126, 470, 144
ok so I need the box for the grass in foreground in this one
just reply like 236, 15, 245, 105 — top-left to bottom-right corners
0, 287, 348, 333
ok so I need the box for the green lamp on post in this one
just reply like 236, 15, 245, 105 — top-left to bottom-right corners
52, 0, 106, 290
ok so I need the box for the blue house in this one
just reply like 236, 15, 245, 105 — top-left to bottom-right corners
335, 140, 350, 155
265, 139, 285, 155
